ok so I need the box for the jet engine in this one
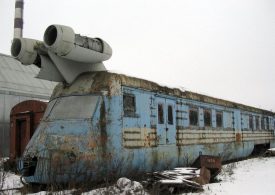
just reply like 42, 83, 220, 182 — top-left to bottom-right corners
11, 24, 112, 84
11, 38, 42, 65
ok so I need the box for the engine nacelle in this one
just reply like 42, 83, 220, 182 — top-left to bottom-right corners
43, 25, 112, 64
11, 38, 41, 65
10, 24, 112, 84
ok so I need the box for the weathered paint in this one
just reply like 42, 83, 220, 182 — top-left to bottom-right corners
18, 72, 275, 184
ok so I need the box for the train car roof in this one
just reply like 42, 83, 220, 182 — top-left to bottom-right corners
51, 71, 274, 116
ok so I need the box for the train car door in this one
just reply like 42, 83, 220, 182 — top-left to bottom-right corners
156, 98, 176, 145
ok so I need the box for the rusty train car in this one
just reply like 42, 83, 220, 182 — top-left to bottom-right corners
11, 24, 275, 184
17, 72, 275, 184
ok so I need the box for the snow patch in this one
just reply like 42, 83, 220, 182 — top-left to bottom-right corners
83, 177, 148, 195
194, 157, 275, 195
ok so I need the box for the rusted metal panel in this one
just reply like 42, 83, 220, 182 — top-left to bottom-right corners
123, 128, 157, 148
192, 155, 221, 181
242, 130, 274, 141
193, 155, 222, 170
176, 129, 235, 145
236, 133, 242, 142
9, 100, 47, 161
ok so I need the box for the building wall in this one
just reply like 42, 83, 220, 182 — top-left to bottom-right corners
0, 92, 49, 157
0, 53, 56, 157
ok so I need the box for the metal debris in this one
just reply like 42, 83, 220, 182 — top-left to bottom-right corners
263, 148, 275, 157
144, 167, 203, 194
192, 155, 222, 179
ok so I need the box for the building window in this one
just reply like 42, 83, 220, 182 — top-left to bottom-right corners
249, 115, 253, 130
123, 94, 136, 116
261, 117, 265, 130
216, 111, 223, 128
158, 104, 164, 124
168, 105, 173, 125
266, 117, 269, 130
255, 116, 259, 130
189, 108, 198, 126
204, 109, 211, 127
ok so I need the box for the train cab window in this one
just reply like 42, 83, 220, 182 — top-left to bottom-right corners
255, 116, 259, 130
168, 105, 173, 125
216, 112, 223, 128
261, 117, 265, 130
204, 110, 211, 127
123, 94, 136, 116
249, 115, 253, 130
189, 108, 198, 126
158, 104, 164, 124
266, 118, 269, 130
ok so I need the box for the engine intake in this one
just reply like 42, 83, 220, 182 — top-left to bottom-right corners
11, 38, 41, 65
43, 25, 112, 64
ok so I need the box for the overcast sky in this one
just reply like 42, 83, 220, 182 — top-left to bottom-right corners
0, 0, 274, 111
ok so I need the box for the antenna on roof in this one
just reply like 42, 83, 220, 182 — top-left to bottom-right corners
13, 0, 24, 38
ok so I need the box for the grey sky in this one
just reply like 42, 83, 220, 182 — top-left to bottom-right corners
0, 0, 274, 111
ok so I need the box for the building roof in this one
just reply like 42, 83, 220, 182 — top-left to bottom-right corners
52, 71, 274, 116
0, 53, 56, 99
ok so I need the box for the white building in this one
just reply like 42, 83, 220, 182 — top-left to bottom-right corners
0, 53, 56, 157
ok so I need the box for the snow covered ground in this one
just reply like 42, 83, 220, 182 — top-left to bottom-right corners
1, 157, 275, 194
196, 156, 275, 195
1, 171, 22, 190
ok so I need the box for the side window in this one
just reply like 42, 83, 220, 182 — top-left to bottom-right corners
255, 116, 259, 130
189, 108, 198, 126
249, 115, 253, 130
216, 111, 223, 128
168, 105, 173, 125
158, 104, 164, 124
261, 117, 265, 130
204, 109, 211, 127
123, 94, 136, 116
266, 117, 269, 130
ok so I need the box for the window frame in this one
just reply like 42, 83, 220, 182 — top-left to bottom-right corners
189, 107, 199, 126
216, 111, 223, 128
123, 93, 136, 117
255, 116, 259, 130
261, 117, 265, 130
249, 115, 253, 130
167, 105, 173, 125
266, 117, 269, 130
204, 109, 212, 127
158, 103, 164, 124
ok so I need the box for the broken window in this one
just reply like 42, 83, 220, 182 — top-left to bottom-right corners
255, 116, 259, 130
249, 115, 253, 130
158, 104, 164, 124
168, 105, 173, 125
261, 117, 265, 130
189, 108, 198, 126
216, 111, 223, 128
204, 109, 211, 127
266, 117, 269, 130
123, 94, 136, 116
